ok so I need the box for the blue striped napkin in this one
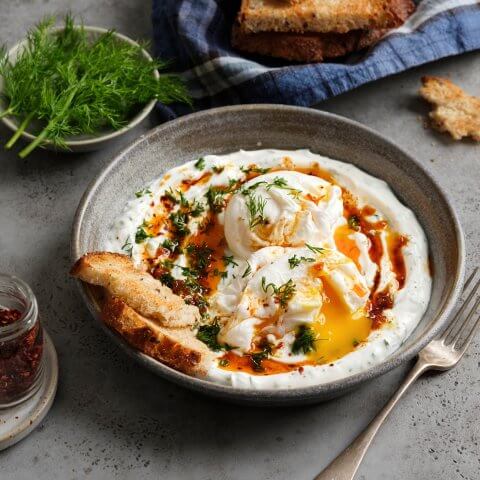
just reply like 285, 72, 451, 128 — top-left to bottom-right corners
152, 0, 480, 119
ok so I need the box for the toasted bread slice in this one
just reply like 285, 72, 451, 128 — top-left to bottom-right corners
420, 76, 480, 141
70, 252, 199, 328
232, 24, 385, 62
233, 0, 414, 62
238, 0, 408, 34
102, 296, 215, 376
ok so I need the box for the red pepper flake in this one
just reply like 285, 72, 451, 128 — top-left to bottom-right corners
0, 308, 43, 405
0, 308, 22, 326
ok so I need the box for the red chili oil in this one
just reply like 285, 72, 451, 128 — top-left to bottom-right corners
0, 276, 44, 407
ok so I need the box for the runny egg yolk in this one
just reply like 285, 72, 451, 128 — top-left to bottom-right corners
309, 281, 371, 365
334, 224, 361, 270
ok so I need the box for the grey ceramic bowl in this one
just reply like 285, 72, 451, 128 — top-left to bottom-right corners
0, 26, 158, 153
71, 105, 465, 406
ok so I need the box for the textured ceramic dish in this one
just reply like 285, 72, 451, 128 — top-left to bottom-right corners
0, 26, 158, 153
71, 105, 465, 406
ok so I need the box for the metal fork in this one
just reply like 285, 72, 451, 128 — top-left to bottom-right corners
315, 268, 480, 480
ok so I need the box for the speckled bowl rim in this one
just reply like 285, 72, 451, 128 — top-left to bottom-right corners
0, 26, 158, 148
71, 105, 465, 404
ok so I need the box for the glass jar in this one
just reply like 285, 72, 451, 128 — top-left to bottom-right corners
0, 274, 44, 408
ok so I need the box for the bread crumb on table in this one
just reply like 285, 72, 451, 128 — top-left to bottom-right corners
419, 76, 480, 141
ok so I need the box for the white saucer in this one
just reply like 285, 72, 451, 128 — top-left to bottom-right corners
0, 330, 58, 451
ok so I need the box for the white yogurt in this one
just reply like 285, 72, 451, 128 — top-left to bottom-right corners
106, 150, 432, 389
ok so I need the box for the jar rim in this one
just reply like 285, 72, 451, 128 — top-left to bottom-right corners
0, 273, 38, 338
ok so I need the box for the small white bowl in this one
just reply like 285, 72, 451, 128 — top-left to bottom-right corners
0, 26, 159, 153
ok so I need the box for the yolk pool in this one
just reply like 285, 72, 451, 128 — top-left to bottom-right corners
309, 281, 371, 365
334, 224, 361, 269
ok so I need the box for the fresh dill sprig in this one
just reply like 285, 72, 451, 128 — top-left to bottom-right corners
242, 262, 252, 278
288, 255, 315, 269
261, 277, 296, 308
121, 237, 133, 256
240, 165, 270, 175
0, 14, 191, 157
265, 177, 301, 198
222, 255, 239, 268
292, 325, 317, 354
305, 244, 326, 254
246, 193, 268, 229
135, 188, 152, 198
194, 157, 205, 170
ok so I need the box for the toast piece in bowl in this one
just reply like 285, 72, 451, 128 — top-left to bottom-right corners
70, 252, 199, 328
239, 0, 410, 34
420, 76, 480, 141
102, 296, 214, 376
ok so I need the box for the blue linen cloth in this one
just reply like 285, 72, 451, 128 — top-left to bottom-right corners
152, 0, 480, 119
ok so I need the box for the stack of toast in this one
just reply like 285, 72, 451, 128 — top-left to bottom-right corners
232, 0, 415, 63
71, 252, 215, 376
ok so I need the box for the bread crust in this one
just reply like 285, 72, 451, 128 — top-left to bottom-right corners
232, 24, 384, 62
70, 252, 199, 328
239, 0, 410, 34
102, 296, 214, 376
420, 76, 480, 141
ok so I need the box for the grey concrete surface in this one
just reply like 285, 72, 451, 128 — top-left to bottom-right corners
0, 1, 479, 479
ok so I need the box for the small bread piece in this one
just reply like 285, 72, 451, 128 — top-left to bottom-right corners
239, 0, 408, 34
70, 252, 199, 328
420, 76, 480, 141
102, 296, 214, 376
232, 24, 385, 62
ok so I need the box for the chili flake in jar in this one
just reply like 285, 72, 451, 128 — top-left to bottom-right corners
0, 274, 44, 408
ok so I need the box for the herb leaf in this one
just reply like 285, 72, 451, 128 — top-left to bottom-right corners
261, 277, 296, 308
0, 14, 191, 158
194, 157, 205, 170
135, 188, 152, 198
305, 244, 325, 254
246, 193, 268, 229
242, 262, 252, 278
288, 255, 315, 269
292, 325, 316, 354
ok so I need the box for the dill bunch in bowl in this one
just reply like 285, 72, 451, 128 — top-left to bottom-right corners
0, 15, 191, 157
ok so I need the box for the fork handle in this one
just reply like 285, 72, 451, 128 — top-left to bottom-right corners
314, 360, 429, 480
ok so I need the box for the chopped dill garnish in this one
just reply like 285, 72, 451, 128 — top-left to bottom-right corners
194, 157, 205, 170
305, 243, 325, 254
189, 200, 205, 217
121, 237, 133, 256
246, 193, 268, 229
0, 14, 191, 158
261, 277, 296, 308
348, 215, 361, 230
219, 358, 229, 367
249, 344, 272, 372
135, 226, 152, 244
222, 255, 239, 268
196, 318, 231, 352
161, 238, 179, 253
205, 186, 227, 213
169, 211, 190, 235
292, 325, 316, 354
163, 188, 179, 204
265, 177, 301, 198
212, 165, 224, 174
352, 339, 360, 347
242, 262, 252, 278
240, 165, 270, 175
288, 255, 315, 269
135, 188, 152, 198
185, 243, 213, 272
